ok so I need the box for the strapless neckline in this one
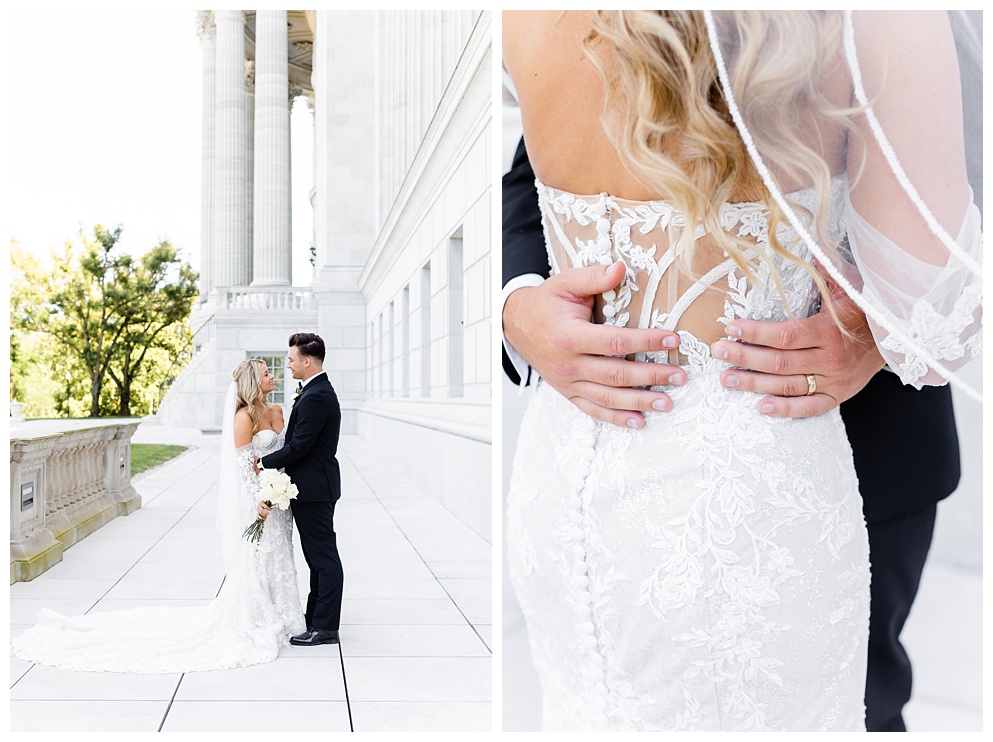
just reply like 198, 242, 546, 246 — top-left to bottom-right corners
533, 175, 840, 208
253, 429, 280, 443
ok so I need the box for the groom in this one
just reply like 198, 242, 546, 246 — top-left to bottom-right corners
256, 332, 344, 646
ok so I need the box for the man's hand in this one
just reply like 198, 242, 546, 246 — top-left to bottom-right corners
257, 501, 271, 519
712, 282, 883, 418
503, 261, 684, 429
253, 457, 261, 475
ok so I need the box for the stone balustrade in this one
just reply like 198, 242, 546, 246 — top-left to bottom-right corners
192, 313, 216, 354
217, 286, 317, 311
9, 418, 142, 583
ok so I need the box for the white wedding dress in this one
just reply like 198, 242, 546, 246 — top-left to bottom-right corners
505, 9, 981, 734
11, 427, 305, 673
507, 179, 871, 731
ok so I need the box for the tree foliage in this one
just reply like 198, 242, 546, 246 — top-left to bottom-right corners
10, 226, 199, 418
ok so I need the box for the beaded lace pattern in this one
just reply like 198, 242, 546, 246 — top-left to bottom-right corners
507, 182, 870, 731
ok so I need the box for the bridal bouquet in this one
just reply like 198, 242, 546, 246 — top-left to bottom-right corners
243, 469, 299, 545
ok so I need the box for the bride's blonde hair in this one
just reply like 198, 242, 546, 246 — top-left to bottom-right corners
232, 359, 268, 434
583, 10, 854, 319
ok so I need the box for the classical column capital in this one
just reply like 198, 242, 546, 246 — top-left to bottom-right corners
196, 10, 215, 45
289, 83, 306, 107
245, 59, 255, 94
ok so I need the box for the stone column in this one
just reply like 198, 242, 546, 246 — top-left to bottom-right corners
251, 9, 292, 286
245, 58, 255, 284
441, 11, 455, 84
430, 11, 442, 116
212, 9, 249, 289
196, 11, 216, 302
412, 13, 422, 143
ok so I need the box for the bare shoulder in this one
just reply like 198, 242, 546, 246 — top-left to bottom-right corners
233, 408, 254, 447
503, 11, 590, 75
267, 402, 284, 420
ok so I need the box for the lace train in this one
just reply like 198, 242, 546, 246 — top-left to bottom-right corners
11, 430, 305, 673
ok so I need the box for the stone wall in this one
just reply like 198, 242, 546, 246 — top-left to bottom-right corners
9, 419, 141, 583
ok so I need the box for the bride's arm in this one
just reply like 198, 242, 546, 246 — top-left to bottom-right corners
233, 410, 263, 509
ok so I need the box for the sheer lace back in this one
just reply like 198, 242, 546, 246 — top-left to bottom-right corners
537, 177, 848, 366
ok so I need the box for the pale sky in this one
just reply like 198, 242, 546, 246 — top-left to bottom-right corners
6, 5, 314, 285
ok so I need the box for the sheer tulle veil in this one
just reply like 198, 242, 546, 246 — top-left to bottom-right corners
704, 10, 982, 400
217, 381, 245, 575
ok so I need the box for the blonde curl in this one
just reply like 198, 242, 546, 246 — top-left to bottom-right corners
232, 359, 268, 435
584, 10, 856, 325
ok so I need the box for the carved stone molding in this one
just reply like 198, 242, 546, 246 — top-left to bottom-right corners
244, 58, 255, 93
288, 83, 307, 107
196, 10, 216, 45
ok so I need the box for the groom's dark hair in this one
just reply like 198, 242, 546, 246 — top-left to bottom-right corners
289, 333, 325, 363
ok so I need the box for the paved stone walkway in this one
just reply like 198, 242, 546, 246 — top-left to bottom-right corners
10, 430, 492, 733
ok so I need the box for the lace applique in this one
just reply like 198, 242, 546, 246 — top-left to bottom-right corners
632, 333, 862, 729
537, 178, 847, 346
880, 284, 982, 388
236, 444, 261, 503
510, 178, 869, 732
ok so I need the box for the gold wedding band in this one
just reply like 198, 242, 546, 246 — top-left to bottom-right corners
804, 374, 817, 396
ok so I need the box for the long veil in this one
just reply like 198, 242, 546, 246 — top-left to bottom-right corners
704, 10, 982, 401
10, 383, 291, 673
217, 381, 245, 574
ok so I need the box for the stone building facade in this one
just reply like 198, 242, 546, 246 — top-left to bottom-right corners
158, 10, 492, 539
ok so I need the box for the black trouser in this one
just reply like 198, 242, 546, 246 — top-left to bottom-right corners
864, 504, 937, 732
291, 499, 344, 631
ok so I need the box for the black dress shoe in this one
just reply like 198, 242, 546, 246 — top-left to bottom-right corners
290, 628, 339, 646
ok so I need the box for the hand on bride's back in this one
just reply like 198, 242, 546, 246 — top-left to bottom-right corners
712, 281, 884, 418
503, 261, 684, 429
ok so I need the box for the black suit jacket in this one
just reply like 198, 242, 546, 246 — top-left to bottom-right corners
502, 138, 960, 522
260, 373, 342, 503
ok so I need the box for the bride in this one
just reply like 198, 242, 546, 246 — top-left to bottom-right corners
503, 10, 981, 731
11, 359, 305, 673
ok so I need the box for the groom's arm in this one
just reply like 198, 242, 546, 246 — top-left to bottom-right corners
502, 138, 552, 386
502, 138, 681, 427
260, 396, 330, 470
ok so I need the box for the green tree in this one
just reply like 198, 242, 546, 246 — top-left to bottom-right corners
105, 241, 198, 416
11, 240, 91, 418
44, 226, 134, 416
12, 226, 199, 418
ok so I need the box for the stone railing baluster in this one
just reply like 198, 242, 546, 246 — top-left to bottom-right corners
10, 419, 142, 583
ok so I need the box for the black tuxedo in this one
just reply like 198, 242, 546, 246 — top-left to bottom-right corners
261, 373, 342, 503
261, 372, 344, 631
502, 138, 960, 731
